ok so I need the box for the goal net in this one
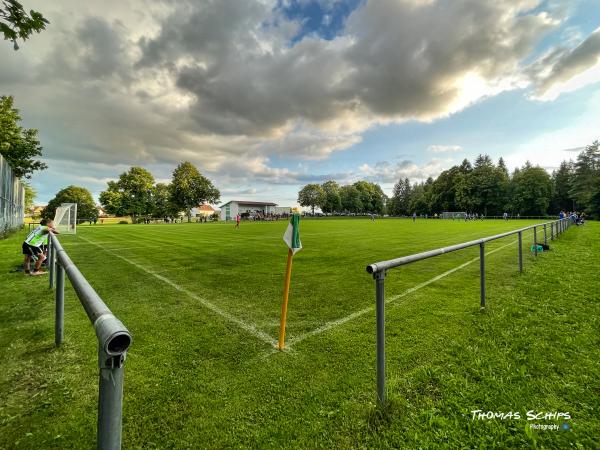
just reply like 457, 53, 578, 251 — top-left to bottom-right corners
441, 211, 467, 219
53, 203, 78, 234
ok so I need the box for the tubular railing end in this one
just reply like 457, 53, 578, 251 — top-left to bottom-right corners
94, 314, 133, 356
366, 264, 377, 274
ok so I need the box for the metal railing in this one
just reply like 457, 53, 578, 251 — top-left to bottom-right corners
0, 154, 25, 233
48, 234, 132, 450
365, 218, 572, 404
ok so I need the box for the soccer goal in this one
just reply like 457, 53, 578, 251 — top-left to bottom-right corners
54, 203, 78, 234
441, 211, 467, 219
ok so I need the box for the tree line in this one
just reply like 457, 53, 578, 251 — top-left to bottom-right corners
98, 162, 220, 222
298, 180, 387, 215
298, 141, 600, 219
41, 162, 220, 223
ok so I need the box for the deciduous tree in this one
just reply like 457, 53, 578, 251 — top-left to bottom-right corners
298, 183, 325, 214
0, 0, 48, 50
169, 162, 220, 222
0, 96, 46, 178
99, 167, 155, 221
42, 185, 97, 221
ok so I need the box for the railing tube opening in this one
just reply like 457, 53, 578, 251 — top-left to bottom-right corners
374, 270, 386, 405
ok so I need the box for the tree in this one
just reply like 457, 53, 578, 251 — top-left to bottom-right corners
42, 186, 98, 221
496, 157, 511, 212
1, 0, 48, 50
99, 167, 155, 221
320, 180, 342, 213
455, 171, 475, 212
389, 178, 411, 215
298, 183, 325, 214
469, 154, 507, 215
510, 162, 552, 216
570, 141, 600, 218
0, 96, 46, 178
169, 161, 220, 222
99, 181, 125, 217
151, 183, 179, 219
550, 160, 575, 213
352, 181, 387, 214
23, 181, 35, 210
408, 182, 428, 214
339, 185, 362, 213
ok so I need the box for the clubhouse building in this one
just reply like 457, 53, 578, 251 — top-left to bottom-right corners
220, 200, 290, 221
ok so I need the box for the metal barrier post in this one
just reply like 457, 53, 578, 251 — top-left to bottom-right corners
479, 243, 485, 308
49, 237, 54, 289
98, 349, 126, 450
533, 227, 538, 257
518, 231, 523, 273
550, 222, 554, 240
374, 270, 386, 405
543, 224, 547, 245
55, 263, 65, 347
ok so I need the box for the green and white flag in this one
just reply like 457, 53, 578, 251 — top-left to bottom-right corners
283, 213, 302, 255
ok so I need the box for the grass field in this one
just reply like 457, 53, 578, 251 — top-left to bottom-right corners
1, 218, 599, 449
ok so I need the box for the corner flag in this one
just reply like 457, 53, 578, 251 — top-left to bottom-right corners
283, 213, 302, 255
279, 213, 301, 349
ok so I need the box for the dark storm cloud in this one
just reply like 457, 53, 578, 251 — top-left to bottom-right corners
138, 0, 556, 138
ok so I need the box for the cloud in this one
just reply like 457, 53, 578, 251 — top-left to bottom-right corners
428, 145, 463, 153
2, 0, 598, 203
358, 158, 453, 184
530, 28, 600, 100
138, 0, 557, 142
562, 146, 585, 153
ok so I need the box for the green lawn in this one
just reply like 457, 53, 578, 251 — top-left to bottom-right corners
0, 219, 598, 449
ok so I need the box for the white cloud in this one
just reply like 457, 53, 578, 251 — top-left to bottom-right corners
428, 145, 463, 153
358, 158, 454, 184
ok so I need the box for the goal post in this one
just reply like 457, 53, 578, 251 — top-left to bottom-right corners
441, 211, 467, 219
53, 203, 78, 234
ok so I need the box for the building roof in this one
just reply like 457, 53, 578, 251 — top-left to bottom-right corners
196, 204, 215, 212
220, 200, 278, 207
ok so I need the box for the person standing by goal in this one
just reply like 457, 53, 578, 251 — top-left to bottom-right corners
22, 219, 59, 276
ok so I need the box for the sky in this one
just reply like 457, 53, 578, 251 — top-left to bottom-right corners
2, 0, 600, 207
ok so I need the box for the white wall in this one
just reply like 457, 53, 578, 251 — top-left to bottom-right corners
221, 202, 238, 220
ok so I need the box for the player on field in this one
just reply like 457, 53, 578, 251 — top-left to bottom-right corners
235, 214, 241, 229
22, 219, 59, 276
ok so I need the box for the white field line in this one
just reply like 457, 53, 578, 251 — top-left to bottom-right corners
285, 238, 520, 349
79, 236, 278, 348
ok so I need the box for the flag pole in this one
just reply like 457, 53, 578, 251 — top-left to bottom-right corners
278, 248, 294, 350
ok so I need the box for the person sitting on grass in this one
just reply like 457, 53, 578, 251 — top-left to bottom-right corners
22, 219, 59, 276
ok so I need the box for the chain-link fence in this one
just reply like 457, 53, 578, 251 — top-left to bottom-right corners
0, 154, 25, 233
